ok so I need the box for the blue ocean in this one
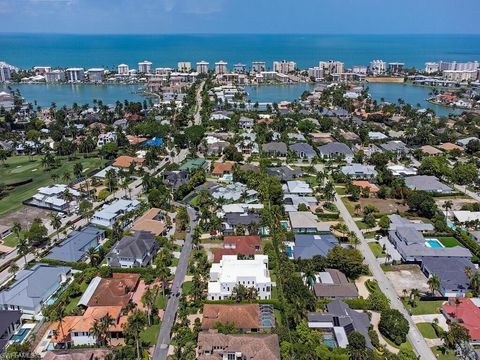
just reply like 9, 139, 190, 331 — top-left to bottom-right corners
1, 33, 480, 69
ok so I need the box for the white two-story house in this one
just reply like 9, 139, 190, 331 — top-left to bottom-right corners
208, 255, 274, 300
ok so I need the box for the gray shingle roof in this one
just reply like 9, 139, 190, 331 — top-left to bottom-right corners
318, 142, 353, 156
421, 256, 476, 294
263, 142, 287, 155
0, 264, 71, 312
47, 226, 104, 262
106, 231, 158, 267
289, 143, 317, 158
404, 175, 453, 193
293, 233, 338, 259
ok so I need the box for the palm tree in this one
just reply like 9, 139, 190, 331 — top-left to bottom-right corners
141, 287, 156, 326
409, 288, 420, 308
90, 318, 104, 346
51, 173, 60, 183
427, 274, 441, 296
156, 264, 171, 297
62, 171, 71, 184
101, 313, 115, 346
8, 262, 19, 274
443, 200, 453, 221
87, 247, 100, 266
49, 212, 62, 241
124, 310, 147, 360
469, 272, 480, 296
12, 221, 22, 242
302, 268, 317, 290
17, 237, 29, 265
348, 231, 360, 248
52, 302, 67, 345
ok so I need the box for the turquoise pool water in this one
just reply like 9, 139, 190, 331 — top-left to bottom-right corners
11, 328, 29, 343
323, 333, 337, 348
425, 239, 444, 248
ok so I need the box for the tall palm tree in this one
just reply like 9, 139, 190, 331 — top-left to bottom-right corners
427, 274, 441, 296
17, 237, 29, 265
124, 310, 147, 360
156, 264, 171, 297
302, 268, 318, 290
49, 212, 62, 241
87, 247, 100, 266
62, 171, 71, 184
90, 318, 104, 346
52, 302, 67, 346
141, 287, 156, 326
469, 272, 480, 296
443, 200, 453, 221
12, 221, 22, 242
101, 313, 115, 346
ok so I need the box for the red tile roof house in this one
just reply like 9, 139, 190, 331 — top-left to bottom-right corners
442, 298, 480, 344
211, 161, 234, 177
213, 235, 261, 262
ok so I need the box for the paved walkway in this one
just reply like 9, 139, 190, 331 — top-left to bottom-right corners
355, 275, 373, 299
334, 193, 435, 360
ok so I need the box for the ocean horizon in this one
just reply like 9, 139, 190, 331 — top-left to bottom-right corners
2, 33, 480, 70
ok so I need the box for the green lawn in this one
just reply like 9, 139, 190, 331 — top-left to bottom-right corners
355, 221, 371, 230
431, 346, 457, 360
271, 286, 278, 300
402, 299, 444, 315
1, 233, 18, 247
416, 322, 438, 339
341, 197, 356, 216
368, 242, 386, 258
140, 324, 160, 345
155, 293, 168, 310
182, 281, 193, 294
438, 237, 462, 248
0, 155, 106, 215
64, 281, 89, 314
335, 186, 346, 196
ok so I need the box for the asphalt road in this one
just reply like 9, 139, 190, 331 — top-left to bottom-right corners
334, 193, 436, 360
153, 205, 197, 360
193, 80, 205, 126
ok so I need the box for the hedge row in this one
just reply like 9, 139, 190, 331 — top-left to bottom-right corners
317, 212, 340, 220
204, 299, 283, 310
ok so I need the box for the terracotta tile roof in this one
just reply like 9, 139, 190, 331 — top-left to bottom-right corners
202, 304, 261, 330
197, 332, 280, 360
87, 273, 140, 307
213, 235, 261, 262
420, 145, 443, 155
223, 235, 261, 247
212, 161, 234, 176
442, 298, 480, 341
351, 180, 380, 193
112, 155, 145, 168
131, 208, 166, 236
49, 306, 124, 343
437, 142, 463, 152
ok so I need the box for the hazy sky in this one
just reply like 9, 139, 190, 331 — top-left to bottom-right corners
1, 0, 479, 34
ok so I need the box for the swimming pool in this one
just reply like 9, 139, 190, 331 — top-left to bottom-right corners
425, 239, 444, 248
323, 333, 337, 348
11, 328, 29, 343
